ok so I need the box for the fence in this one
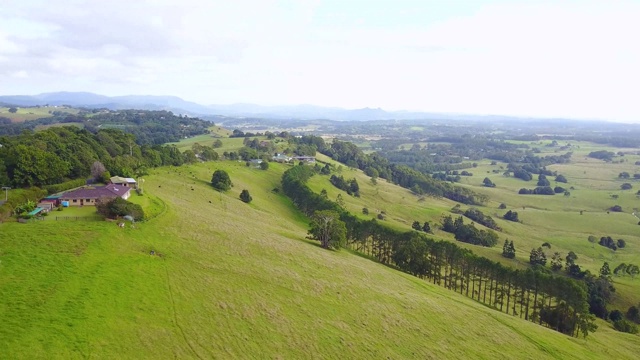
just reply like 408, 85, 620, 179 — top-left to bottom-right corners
54, 215, 103, 221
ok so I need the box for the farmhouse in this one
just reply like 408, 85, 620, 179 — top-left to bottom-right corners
60, 184, 131, 206
110, 176, 137, 188
272, 153, 291, 162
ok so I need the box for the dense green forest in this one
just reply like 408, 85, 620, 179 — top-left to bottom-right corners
0, 126, 217, 188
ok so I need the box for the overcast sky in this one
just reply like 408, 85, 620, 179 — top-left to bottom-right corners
1, 0, 639, 122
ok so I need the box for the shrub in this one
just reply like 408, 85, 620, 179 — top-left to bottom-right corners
613, 319, 639, 334
239, 189, 252, 203
96, 197, 144, 221
610, 205, 623, 212
609, 310, 624, 322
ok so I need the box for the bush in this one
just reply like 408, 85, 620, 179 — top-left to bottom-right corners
609, 310, 624, 322
610, 205, 623, 212
96, 197, 144, 221
613, 319, 639, 334
239, 189, 252, 203
555, 174, 568, 183
554, 186, 566, 193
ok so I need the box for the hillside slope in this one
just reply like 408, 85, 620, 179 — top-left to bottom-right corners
0, 162, 638, 359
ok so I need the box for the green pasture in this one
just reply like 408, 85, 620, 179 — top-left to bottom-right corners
0, 106, 79, 122
2, 160, 639, 358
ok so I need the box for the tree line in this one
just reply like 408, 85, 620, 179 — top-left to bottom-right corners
281, 164, 596, 337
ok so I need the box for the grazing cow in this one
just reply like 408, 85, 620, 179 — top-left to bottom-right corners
118, 222, 125, 228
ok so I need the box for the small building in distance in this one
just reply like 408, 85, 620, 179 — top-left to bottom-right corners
272, 153, 291, 163
292, 156, 316, 163
110, 176, 137, 188
60, 184, 131, 206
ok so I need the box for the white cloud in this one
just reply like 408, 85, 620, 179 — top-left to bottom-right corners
0, 0, 639, 121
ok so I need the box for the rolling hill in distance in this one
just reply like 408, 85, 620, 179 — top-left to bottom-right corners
2, 96, 640, 358
0, 91, 614, 123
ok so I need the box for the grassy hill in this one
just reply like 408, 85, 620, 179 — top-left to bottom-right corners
0, 106, 79, 122
308, 146, 640, 311
1, 160, 639, 358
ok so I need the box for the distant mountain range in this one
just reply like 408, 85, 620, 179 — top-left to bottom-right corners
0, 91, 604, 123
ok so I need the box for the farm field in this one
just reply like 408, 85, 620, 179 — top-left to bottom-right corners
2, 161, 640, 358
0, 106, 79, 122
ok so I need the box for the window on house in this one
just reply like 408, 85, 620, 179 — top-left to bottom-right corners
73, 199, 77, 203
86, 199, 91, 202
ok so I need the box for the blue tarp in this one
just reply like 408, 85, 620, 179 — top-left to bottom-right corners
28, 207, 44, 216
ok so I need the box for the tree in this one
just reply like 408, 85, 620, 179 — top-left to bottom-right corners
213, 139, 223, 148
308, 210, 347, 249
609, 309, 624, 322
483, 177, 496, 187
182, 150, 198, 163
362, 207, 369, 215
200, 147, 219, 161
619, 172, 630, 179
422, 221, 431, 233
553, 186, 566, 194
260, 161, 269, 170
529, 247, 547, 266
8, 107, 17, 113
412, 221, 422, 231
95, 197, 144, 221
617, 239, 626, 248
621, 183, 632, 190
503, 210, 519, 222
211, 170, 232, 191
588, 235, 597, 248
566, 251, 578, 268
239, 189, 252, 203
600, 262, 611, 278
627, 305, 640, 323
90, 161, 107, 180
537, 174, 550, 187
555, 174, 568, 183
502, 239, 516, 259
551, 252, 563, 271
610, 205, 623, 212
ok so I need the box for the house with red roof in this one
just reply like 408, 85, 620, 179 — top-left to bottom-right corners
59, 184, 131, 206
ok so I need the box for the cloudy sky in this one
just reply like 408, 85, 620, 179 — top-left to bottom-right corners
1, 0, 639, 121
